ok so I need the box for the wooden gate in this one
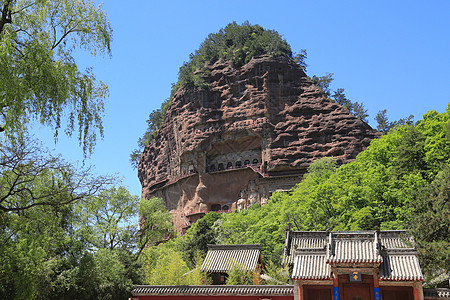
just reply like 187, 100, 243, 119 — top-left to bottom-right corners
343, 283, 372, 300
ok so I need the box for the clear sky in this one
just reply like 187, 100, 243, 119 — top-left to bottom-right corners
33, 0, 450, 197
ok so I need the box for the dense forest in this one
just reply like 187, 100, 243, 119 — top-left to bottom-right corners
1, 2, 448, 298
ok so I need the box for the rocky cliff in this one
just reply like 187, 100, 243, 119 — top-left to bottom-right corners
138, 55, 377, 231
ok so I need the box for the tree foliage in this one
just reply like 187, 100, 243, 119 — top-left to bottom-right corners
0, 138, 154, 299
226, 262, 256, 285
293, 49, 308, 72
312, 74, 368, 122
141, 249, 204, 285
0, 186, 138, 300
375, 109, 414, 134
76, 186, 140, 251
131, 22, 304, 166
177, 21, 292, 88
180, 211, 222, 267
0, 0, 112, 155
138, 196, 174, 257
409, 165, 450, 278
0, 136, 113, 212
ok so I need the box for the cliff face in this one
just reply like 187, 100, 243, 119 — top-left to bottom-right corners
138, 55, 377, 231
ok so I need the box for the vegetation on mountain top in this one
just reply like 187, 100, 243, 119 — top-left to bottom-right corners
131, 22, 372, 167
176, 21, 292, 88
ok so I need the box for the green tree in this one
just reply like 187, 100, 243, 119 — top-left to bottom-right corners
0, 0, 112, 155
94, 248, 135, 300
312, 74, 368, 122
293, 49, 308, 72
0, 137, 144, 299
0, 190, 106, 299
77, 187, 139, 251
143, 250, 203, 285
375, 109, 414, 134
0, 187, 141, 299
181, 212, 222, 267
409, 166, 450, 279
0, 136, 113, 213
138, 197, 174, 257
226, 261, 256, 285
219, 201, 285, 266
312, 73, 334, 97
261, 260, 290, 285
332, 88, 368, 121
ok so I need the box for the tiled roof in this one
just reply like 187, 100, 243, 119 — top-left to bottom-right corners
423, 288, 450, 299
380, 230, 415, 249
285, 230, 423, 282
328, 238, 382, 264
380, 251, 424, 281
132, 285, 294, 296
292, 252, 331, 280
282, 231, 328, 265
201, 244, 261, 273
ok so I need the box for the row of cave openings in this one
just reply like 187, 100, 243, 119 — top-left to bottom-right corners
210, 204, 230, 212
206, 158, 260, 173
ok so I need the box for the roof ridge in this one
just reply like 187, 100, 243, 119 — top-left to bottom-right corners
207, 244, 261, 250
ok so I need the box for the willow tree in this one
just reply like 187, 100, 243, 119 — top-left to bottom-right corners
0, 0, 112, 155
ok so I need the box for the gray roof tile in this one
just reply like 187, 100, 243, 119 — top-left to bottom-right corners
282, 231, 327, 265
285, 230, 423, 282
380, 230, 415, 249
328, 239, 382, 264
292, 253, 331, 280
423, 288, 450, 299
132, 285, 294, 296
201, 244, 261, 273
380, 252, 423, 281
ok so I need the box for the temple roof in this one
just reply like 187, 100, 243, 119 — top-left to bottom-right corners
132, 285, 294, 296
285, 230, 423, 281
293, 252, 331, 280
201, 244, 261, 273
328, 237, 382, 264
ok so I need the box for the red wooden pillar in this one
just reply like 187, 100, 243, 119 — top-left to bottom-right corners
413, 281, 423, 300
373, 274, 381, 300
413, 285, 422, 300
333, 275, 339, 300
298, 282, 302, 300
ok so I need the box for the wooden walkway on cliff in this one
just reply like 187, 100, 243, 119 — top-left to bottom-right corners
148, 164, 269, 193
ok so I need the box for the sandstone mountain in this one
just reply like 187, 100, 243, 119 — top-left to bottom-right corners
138, 55, 377, 231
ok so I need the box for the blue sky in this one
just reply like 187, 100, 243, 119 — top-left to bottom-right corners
34, 0, 450, 197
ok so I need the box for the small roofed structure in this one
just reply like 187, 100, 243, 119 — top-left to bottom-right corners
423, 289, 450, 299
283, 230, 425, 300
201, 244, 263, 285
